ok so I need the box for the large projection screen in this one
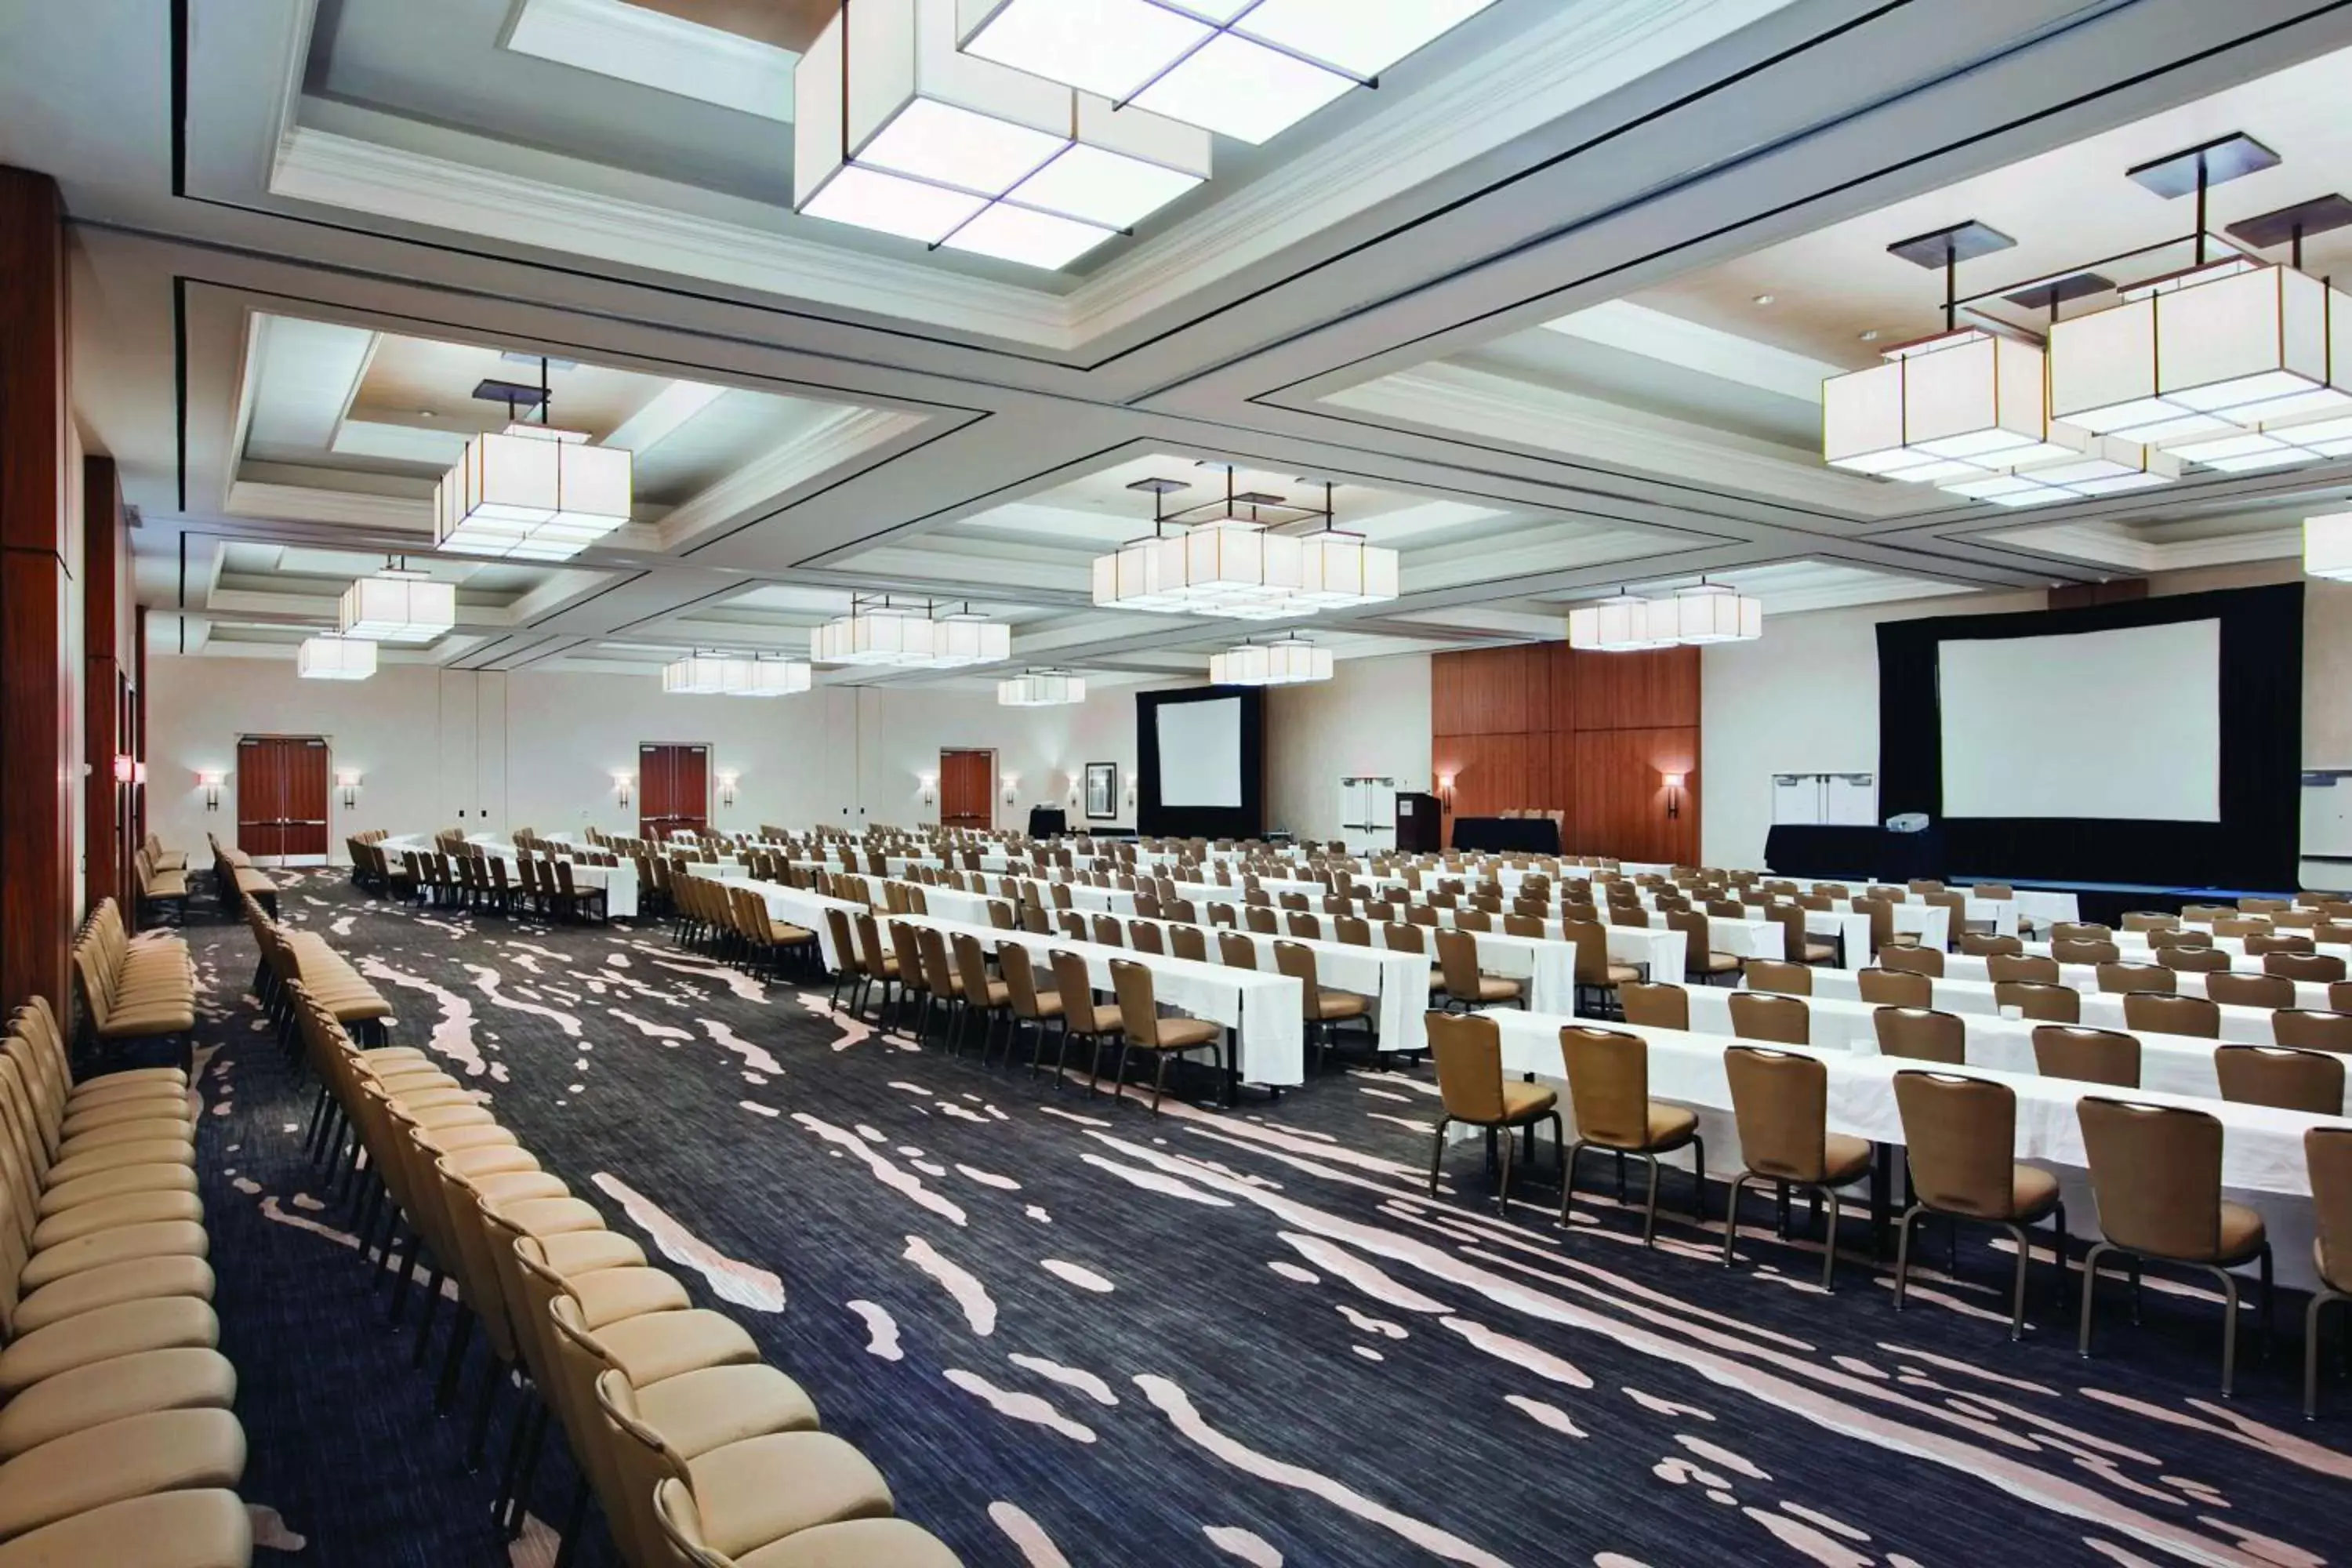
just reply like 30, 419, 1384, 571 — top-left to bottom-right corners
1156, 696, 1243, 808
1937, 621, 2221, 821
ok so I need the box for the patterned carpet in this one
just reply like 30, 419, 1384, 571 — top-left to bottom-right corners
152, 869, 2350, 1567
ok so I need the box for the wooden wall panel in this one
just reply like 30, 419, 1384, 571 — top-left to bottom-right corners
1568, 728, 1700, 866
1431, 732, 1551, 823
0, 167, 71, 1016
1559, 643, 1700, 730
1432, 639, 1702, 861
1431, 645, 1551, 736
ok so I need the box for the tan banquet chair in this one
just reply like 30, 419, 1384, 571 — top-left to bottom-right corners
2214, 1044, 2344, 1115
1617, 982, 1688, 1031
1106, 960, 1224, 1114
1890, 1069, 2064, 1339
1557, 1025, 1704, 1243
2273, 1007, 2352, 1052
1425, 1012, 1559, 1216
2032, 1025, 2139, 1087
1857, 967, 1931, 1007
1719, 1046, 1872, 1290
2077, 1098, 2273, 1396
1874, 1007, 1965, 1065
2122, 991, 2220, 1040
2307, 1127, 2351, 1417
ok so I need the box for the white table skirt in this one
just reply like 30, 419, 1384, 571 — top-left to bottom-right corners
1120, 915, 1424, 1058
1938, 954, 2335, 1011
1479, 1010, 2336, 1202
1693, 985, 2352, 1115
2089, 932, 2352, 964
389, 835, 641, 917
898, 914, 1305, 1087
1430, 909, 1688, 985
1802, 967, 2296, 1041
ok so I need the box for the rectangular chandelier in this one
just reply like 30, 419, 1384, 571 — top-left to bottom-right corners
2048, 260, 2352, 448
1823, 330, 2089, 482
1939, 429, 2183, 506
997, 668, 1086, 706
795, 0, 1210, 270
1668, 583, 1762, 644
338, 568, 456, 643
296, 636, 376, 681
1566, 594, 1677, 652
1093, 520, 1305, 618
1210, 634, 1330, 685
956, 0, 1499, 144
434, 424, 633, 561
811, 600, 1011, 667
1293, 529, 1399, 608
662, 655, 813, 696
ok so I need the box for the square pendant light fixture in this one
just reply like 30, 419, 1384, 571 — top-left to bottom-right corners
338, 565, 456, 643
1669, 582, 1763, 644
811, 596, 1011, 667
1210, 633, 1330, 685
1566, 593, 1677, 652
435, 359, 633, 562
1092, 471, 1392, 619
662, 653, 813, 695
297, 636, 376, 681
797, 0, 1210, 269
996, 668, 1087, 705
956, 0, 1498, 144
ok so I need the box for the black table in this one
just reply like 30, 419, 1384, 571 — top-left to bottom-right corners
1764, 824, 1944, 883
1450, 816, 1561, 854
1026, 807, 1069, 837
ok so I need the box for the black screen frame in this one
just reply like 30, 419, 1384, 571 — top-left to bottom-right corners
1876, 583, 2303, 891
1135, 687, 1265, 840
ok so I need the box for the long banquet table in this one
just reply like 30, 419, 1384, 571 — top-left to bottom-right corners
1800, 966, 2325, 1032
1931, 956, 2334, 1010
383, 833, 643, 918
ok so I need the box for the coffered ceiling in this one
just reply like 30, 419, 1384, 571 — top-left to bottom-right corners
10, 0, 2352, 693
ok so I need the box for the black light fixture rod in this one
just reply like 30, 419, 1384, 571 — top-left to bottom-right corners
1944, 240, 1958, 332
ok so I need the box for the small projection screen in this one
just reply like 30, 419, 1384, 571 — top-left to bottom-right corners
1875, 583, 2302, 891
1936, 620, 2222, 822
1135, 688, 1265, 838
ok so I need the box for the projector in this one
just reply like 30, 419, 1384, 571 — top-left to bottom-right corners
1885, 813, 1930, 833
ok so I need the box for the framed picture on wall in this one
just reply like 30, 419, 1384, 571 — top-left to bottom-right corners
1084, 762, 1118, 820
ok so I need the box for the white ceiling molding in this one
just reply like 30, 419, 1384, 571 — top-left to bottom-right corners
1541, 299, 1839, 404
269, 128, 1080, 349
604, 379, 731, 456
1322, 362, 1930, 518
225, 480, 432, 535
499, 0, 799, 122
266, 0, 1790, 352
328, 419, 472, 465
648, 405, 931, 551
1986, 519, 2303, 573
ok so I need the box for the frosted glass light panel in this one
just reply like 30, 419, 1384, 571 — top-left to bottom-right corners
2049, 262, 2352, 449
997, 670, 1085, 705
1210, 637, 1329, 684
1823, 331, 2074, 481
662, 655, 730, 695
723, 659, 813, 697
797, 0, 1207, 267
297, 637, 376, 681
813, 611, 941, 666
434, 425, 631, 561
1295, 531, 1399, 608
1671, 583, 1761, 644
930, 615, 1013, 666
2307, 513, 2352, 581
1182, 520, 1304, 617
339, 571, 456, 643
957, 0, 1497, 143
1567, 595, 1675, 652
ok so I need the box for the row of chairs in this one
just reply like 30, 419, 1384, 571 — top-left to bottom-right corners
0, 998, 251, 1564
132, 839, 189, 927
1426, 1011, 2352, 1406
71, 901, 196, 1074
666, 877, 819, 978
203, 835, 275, 917
281, 976, 959, 1566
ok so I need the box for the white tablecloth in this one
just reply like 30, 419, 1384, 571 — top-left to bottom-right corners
898, 915, 1305, 1087
720, 878, 868, 970
1801, 967, 2300, 1041
1480, 1011, 2336, 1200
1431, 910, 1690, 985
1938, 955, 2336, 1011
1122, 916, 1424, 1058
1682, 985, 2351, 1115
387, 835, 641, 917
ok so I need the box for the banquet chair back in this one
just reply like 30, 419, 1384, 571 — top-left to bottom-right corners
2122, 991, 2220, 1039
2032, 1025, 2140, 1087
1857, 967, 1931, 1007
1878, 945, 1943, 978
1874, 1007, 1965, 1064
2273, 1007, 2352, 1051
1618, 982, 1687, 1031
1987, 953, 2060, 985
2095, 962, 2174, 995
2214, 1044, 2344, 1114
1728, 990, 1809, 1045
1742, 960, 1810, 996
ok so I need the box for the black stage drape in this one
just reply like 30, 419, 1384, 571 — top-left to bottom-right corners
1876, 583, 2303, 891
1134, 687, 1266, 840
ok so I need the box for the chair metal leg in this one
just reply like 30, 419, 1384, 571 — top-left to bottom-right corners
1892, 1203, 1924, 1312
1428, 1115, 1450, 1196
1687, 1135, 1707, 1223
2259, 1243, 2276, 1361
1820, 1188, 1842, 1292
2000, 1220, 2030, 1341
2204, 1265, 2243, 1398
435, 1307, 474, 1409
2078, 1240, 2116, 1359
411, 1272, 442, 1366
1721, 1174, 1751, 1265
1559, 1140, 1584, 1224
1496, 1124, 1515, 1216
2307, 1290, 2346, 1420
1639, 1152, 1662, 1246
1151, 1049, 1170, 1116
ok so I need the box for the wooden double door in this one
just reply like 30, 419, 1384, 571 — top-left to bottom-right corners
640, 743, 710, 840
938, 749, 993, 831
236, 735, 330, 860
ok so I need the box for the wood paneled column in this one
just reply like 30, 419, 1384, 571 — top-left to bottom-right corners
0, 166, 73, 1014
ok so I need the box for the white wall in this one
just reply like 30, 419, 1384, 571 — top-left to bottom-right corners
1699, 563, 2350, 872
1265, 652, 1433, 843
143, 655, 1171, 857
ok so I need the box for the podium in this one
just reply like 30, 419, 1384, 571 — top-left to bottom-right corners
1026, 807, 1068, 838
1394, 793, 1442, 852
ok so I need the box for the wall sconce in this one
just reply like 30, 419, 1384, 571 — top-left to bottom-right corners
1662, 771, 1686, 819
336, 769, 363, 811
918, 773, 937, 806
198, 770, 225, 811
1123, 775, 1138, 809
1001, 774, 1018, 806
1437, 772, 1456, 808
132, 762, 147, 788
111, 754, 134, 785
612, 771, 633, 809
717, 771, 739, 808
